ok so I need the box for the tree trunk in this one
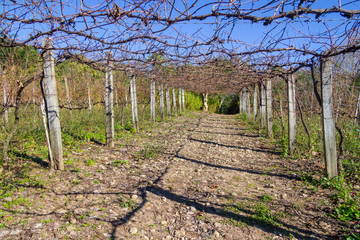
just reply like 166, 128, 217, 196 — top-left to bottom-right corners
159, 82, 164, 121
266, 79, 273, 138
150, 79, 156, 122
260, 83, 266, 128
64, 77, 73, 118
130, 73, 139, 132
288, 74, 296, 153
166, 85, 171, 116
172, 88, 177, 116
42, 37, 64, 170
105, 52, 114, 147
321, 58, 338, 178
203, 93, 208, 112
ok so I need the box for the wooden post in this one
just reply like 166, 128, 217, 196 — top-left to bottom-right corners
42, 37, 64, 170
288, 74, 296, 153
253, 85, 258, 121
2, 68, 8, 123
125, 89, 128, 107
178, 88, 182, 112
87, 82, 92, 113
355, 93, 360, 123
203, 93, 208, 112
182, 88, 185, 110
159, 82, 164, 121
166, 85, 171, 116
321, 58, 338, 178
246, 89, 251, 116
105, 52, 114, 147
130, 72, 139, 132
150, 79, 156, 122
239, 92, 242, 113
41, 102, 53, 168
172, 88, 177, 116
64, 77, 73, 118
260, 83, 266, 128
266, 79, 273, 138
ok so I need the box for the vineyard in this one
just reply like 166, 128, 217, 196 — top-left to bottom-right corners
1, 0, 360, 239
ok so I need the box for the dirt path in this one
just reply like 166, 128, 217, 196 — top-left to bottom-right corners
1, 112, 340, 239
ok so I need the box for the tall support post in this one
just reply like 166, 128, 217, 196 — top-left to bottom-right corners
239, 92, 242, 113
2, 68, 8, 123
246, 89, 251, 116
355, 92, 360, 123
125, 89, 128, 107
105, 52, 114, 147
266, 79, 273, 138
172, 88, 177, 116
182, 88, 185, 110
260, 83, 266, 128
321, 58, 338, 178
130, 72, 139, 132
253, 85, 258, 121
178, 88, 182, 112
87, 82, 92, 113
64, 77, 73, 118
243, 89, 247, 113
42, 37, 64, 170
165, 85, 171, 116
203, 93, 208, 112
288, 74, 296, 153
150, 79, 156, 122
159, 82, 164, 121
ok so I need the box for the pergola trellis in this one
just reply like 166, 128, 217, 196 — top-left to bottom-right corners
1, 0, 360, 177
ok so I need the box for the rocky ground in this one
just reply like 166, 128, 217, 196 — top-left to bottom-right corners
0, 112, 348, 239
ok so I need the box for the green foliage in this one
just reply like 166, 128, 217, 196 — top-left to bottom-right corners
217, 94, 240, 114
111, 160, 129, 167
184, 92, 203, 111
135, 144, 165, 160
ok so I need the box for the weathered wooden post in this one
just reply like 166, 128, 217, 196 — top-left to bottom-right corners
2, 67, 8, 123
64, 77, 73, 118
253, 85, 258, 121
182, 88, 185, 110
129, 70, 139, 132
159, 82, 164, 121
42, 37, 64, 170
87, 82, 92, 113
150, 79, 156, 122
203, 92, 208, 112
260, 83, 266, 128
178, 88, 182, 112
166, 85, 171, 116
355, 92, 360, 123
246, 89, 251, 116
321, 58, 338, 178
288, 74, 296, 153
40, 102, 53, 167
105, 52, 114, 147
172, 88, 177, 116
239, 92, 242, 113
266, 79, 273, 138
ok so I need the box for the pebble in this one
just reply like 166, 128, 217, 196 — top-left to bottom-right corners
150, 229, 156, 233
70, 218, 76, 224
214, 222, 222, 228
213, 231, 220, 238
161, 221, 168, 225
161, 197, 167, 202
190, 206, 197, 212
130, 227, 138, 234
10, 229, 21, 235
163, 235, 172, 240
33, 223, 43, 229
131, 194, 138, 200
281, 194, 288, 199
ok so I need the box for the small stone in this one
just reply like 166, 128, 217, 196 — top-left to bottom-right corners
214, 222, 222, 228
34, 223, 43, 229
131, 194, 138, 200
213, 231, 220, 238
150, 229, 156, 233
142, 236, 149, 240
190, 206, 197, 212
265, 184, 275, 188
140, 175, 146, 178
161, 197, 167, 202
160, 221, 167, 225
281, 194, 288, 199
10, 229, 21, 235
70, 218, 76, 224
4, 197, 12, 202
130, 227, 138, 234
163, 235, 172, 240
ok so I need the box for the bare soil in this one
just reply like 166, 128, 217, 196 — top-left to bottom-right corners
0, 112, 348, 239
